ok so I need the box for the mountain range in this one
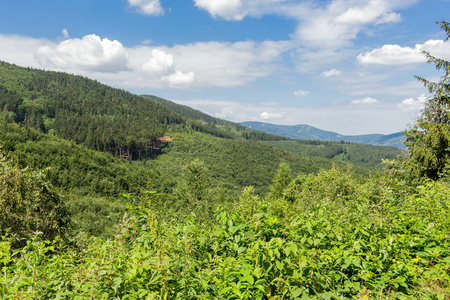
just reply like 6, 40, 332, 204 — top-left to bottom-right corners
240, 121, 405, 148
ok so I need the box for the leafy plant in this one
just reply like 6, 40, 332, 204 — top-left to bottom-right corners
0, 150, 71, 247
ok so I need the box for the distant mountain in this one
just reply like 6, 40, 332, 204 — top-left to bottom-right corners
240, 121, 405, 148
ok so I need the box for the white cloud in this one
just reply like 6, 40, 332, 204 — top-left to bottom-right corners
398, 94, 427, 111
13, 35, 283, 90
357, 44, 425, 65
158, 40, 290, 87
142, 49, 174, 75
194, 0, 245, 21
162, 71, 195, 86
192, 0, 414, 51
351, 97, 378, 104
293, 0, 410, 49
131, 47, 195, 87
0, 34, 51, 68
376, 12, 402, 24
422, 40, 450, 61
128, 0, 163, 16
335, 2, 401, 25
35, 34, 129, 72
321, 68, 342, 77
357, 40, 450, 66
260, 111, 283, 120
62, 29, 69, 39
294, 89, 309, 97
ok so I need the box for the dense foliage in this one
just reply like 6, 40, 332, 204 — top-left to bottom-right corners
148, 128, 372, 201
262, 140, 402, 172
2, 167, 450, 299
0, 151, 71, 247
0, 118, 159, 236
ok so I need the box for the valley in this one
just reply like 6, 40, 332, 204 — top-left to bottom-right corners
1, 55, 450, 299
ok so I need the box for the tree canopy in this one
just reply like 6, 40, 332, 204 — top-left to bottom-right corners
403, 21, 450, 180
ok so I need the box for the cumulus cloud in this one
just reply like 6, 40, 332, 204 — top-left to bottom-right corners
260, 112, 283, 120
294, 89, 309, 97
0, 34, 51, 68
35, 34, 129, 72
294, 0, 408, 49
128, 0, 163, 16
398, 94, 427, 111
357, 40, 450, 66
142, 49, 174, 75
190, 0, 416, 74
134, 48, 195, 87
193, 0, 413, 50
357, 44, 425, 65
335, 2, 401, 25
156, 40, 290, 87
194, 0, 245, 20
162, 71, 195, 86
351, 97, 378, 105
321, 68, 341, 77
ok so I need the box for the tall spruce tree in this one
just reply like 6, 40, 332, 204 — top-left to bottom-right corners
404, 21, 450, 180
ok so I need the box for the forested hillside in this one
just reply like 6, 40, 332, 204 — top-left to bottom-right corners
0, 61, 404, 236
3, 21, 450, 299
0, 61, 186, 160
143, 93, 402, 170
262, 140, 402, 171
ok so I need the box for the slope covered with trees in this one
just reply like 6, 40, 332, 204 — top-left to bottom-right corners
3, 20, 450, 298
0, 60, 406, 237
142, 94, 403, 170
261, 140, 402, 171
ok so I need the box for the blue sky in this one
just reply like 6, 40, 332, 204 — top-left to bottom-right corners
1, 0, 450, 134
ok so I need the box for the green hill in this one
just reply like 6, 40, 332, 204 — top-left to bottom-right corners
0, 61, 337, 235
0, 61, 400, 236
261, 140, 402, 172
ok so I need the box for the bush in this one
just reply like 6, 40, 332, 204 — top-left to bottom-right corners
0, 151, 71, 247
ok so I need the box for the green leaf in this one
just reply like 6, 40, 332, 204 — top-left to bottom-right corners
292, 288, 303, 298
244, 275, 254, 285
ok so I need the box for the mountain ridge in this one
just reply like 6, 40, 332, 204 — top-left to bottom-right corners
240, 121, 405, 148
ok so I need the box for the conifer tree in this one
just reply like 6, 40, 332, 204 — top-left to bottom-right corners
174, 159, 214, 220
267, 162, 292, 200
404, 21, 450, 180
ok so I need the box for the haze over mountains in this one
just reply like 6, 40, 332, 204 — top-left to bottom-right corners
240, 121, 405, 148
